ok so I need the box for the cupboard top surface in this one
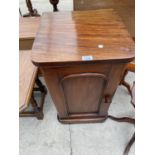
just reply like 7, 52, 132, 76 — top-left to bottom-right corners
32, 9, 134, 65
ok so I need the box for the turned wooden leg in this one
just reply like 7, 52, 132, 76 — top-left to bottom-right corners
120, 62, 135, 97
107, 115, 135, 155
30, 94, 44, 120
109, 80, 135, 155
131, 82, 135, 107
122, 80, 132, 96
20, 78, 47, 120
108, 115, 135, 124
120, 70, 132, 96
123, 133, 135, 155
49, 0, 59, 12
23, 0, 40, 17
35, 78, 47, 94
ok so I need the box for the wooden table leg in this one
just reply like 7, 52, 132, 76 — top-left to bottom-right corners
19, 78, 47, 120
23, 0, 40, 17
49, 0, 59, 12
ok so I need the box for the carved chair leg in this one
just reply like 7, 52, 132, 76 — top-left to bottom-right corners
108, 80, 135, 155
120, 70, 132, 96
123, 133, 135, 155
19, 8, 22, 16
108, 115, 135, 124
23, 0, 40, 17
49, 0, 59, 12
131, 82, 135, 108
107, 115, 135, 155
121, 80, 132, 96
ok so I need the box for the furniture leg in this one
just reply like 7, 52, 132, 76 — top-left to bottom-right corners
120, 70, 132, 96
107, 115, 135, 155
31, 94, 44, 120
23, 0, 40, 17
35, 78, 47, 94
49, 0, 59, 12
19, 77, 46, 120
108, 115, 135, 124
123, 133, 135, 155
108, 88, 135, 155
35, 77, 47, 111
19, 8, 22, 16
131, 82, 135, 107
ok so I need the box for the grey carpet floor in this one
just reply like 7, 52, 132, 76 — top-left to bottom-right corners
20, 72, 135, 155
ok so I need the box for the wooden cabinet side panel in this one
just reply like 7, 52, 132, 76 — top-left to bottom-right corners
41, 67, 68, 117
99, 63, 127, 115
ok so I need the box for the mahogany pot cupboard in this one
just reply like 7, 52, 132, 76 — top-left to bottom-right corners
31, 9, 134, 124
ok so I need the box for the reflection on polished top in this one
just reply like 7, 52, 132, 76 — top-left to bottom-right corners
32, 9, 134, 65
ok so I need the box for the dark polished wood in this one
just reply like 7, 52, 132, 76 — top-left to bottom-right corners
23, 0, 40, 17
120, 33, 135, 96
32, 9, 134, 123
108, 81, 135, 155
120, 61, 135, 95
124, 133, 135, 155
124, 82, 135, 155
49, 0, 59, 11
108, 114, 135, 155
131, 82, 135, 107
108, 115, 135, 124
23, 0, 59, 16
74, 0, 135, 38
120, 69, 132, 95
19, 8, 22, 16
32, 10, 134, 64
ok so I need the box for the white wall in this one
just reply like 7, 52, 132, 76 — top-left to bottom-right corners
19, 0, 73, 15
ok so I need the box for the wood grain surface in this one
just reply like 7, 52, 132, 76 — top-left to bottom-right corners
31, 9, 134, 123
74, 0, 135, 37
19, 17, 40, 39
19, 17, 40, 50
19, 50, 38, 112
32, 9, 134, 65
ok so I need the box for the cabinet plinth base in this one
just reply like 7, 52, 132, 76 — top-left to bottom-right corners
57, 114, 108, 124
